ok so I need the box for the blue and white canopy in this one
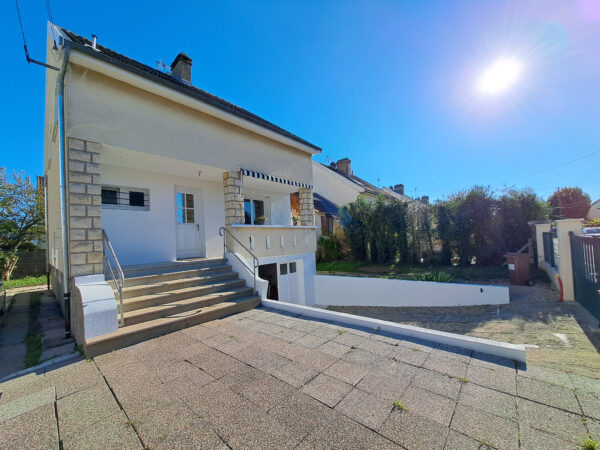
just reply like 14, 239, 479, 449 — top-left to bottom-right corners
240, 168, 312, 189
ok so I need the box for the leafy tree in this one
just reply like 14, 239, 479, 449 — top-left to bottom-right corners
0, 168, 45, 280
547, 187, 591, 220
340, 195, 408, 264
496, 188, 548, 252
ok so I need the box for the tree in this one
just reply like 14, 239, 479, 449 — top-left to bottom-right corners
496, 188, 548, 252
547, 187, 591, 220
0, 168, 45, 280
340, 194, 408, 264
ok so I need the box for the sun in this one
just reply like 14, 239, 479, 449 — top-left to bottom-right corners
477, 57, 523, 95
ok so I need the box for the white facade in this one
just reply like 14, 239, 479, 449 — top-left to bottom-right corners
312, 161, 364, 207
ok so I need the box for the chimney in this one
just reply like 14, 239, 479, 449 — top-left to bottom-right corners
393, 184, 405, 195
171, 52, 192, 83
335, 158, 352, 176
421, 195, 429, 204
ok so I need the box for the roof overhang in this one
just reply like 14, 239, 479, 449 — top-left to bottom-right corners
65, 47, 321, 157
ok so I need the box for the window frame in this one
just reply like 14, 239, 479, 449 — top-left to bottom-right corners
244, 197, 269, 225
100, 185, 150, 211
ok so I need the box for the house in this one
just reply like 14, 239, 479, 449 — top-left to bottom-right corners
43, 24, 320, 354
588, 199, 600, 221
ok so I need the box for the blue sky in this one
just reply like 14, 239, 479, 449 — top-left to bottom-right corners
2, 0, 599, 201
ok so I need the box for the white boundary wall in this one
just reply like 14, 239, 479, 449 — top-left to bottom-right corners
315, 275, 509, 307
262, 299, 526, 363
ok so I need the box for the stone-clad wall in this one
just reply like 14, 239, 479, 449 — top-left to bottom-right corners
298, 188, 315, 227
223, 170, 244, 226
67, 138, 103, 277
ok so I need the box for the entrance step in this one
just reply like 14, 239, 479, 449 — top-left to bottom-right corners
121, 258, 227, 278
85, 296, 260, 357
86, 258, 259, 357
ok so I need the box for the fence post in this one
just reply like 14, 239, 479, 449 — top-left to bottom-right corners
556, 219, 584, 302
535, 223, 551, 265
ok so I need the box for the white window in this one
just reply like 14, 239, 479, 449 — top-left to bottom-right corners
176, 192, 195, 223
101, 185, 150, 211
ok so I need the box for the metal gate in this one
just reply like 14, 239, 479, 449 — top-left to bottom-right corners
570, 233, 600, 320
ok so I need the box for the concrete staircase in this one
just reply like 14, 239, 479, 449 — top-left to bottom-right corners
84, 258, 260, 356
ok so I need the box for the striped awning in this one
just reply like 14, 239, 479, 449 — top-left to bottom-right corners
240, 168, 313, 189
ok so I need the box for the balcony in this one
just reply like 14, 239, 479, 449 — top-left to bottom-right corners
228, 225, 316, 259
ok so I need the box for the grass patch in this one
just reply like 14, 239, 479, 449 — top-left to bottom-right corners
582, 437, 599, 450
392, 400, 408, 411
455, 376, 469, 384
316, 261, 364, 272
316, 261, 512, 282
23, 292, 43, 368
3, 275, 47, 290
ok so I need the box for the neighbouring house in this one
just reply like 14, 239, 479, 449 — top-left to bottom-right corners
588, 199, 600, 221
43, 24, 320, 354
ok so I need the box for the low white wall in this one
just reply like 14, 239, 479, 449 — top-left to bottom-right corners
225, 252, 268, 299
262, 299, 526, 363
315, 275, 509, 307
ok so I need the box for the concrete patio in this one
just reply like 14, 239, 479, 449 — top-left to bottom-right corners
1, 307, 599, 449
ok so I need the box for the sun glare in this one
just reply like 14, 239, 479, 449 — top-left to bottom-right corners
477, 57, 523, 95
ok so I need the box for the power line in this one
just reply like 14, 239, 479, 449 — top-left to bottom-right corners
45, 0, 54, 23
14, 0, 59, 70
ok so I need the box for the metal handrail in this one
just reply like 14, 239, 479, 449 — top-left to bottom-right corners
219, 226, 259, 295
102, 229, 125, 327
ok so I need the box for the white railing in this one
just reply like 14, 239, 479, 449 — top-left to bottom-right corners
219, 227, 259, 295
102, 229, 125, 327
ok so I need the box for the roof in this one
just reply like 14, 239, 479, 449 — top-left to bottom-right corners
381, 186, 413, 203
319, 163, 383, 196
313, 192, 340, 215
57, 26, 321, 152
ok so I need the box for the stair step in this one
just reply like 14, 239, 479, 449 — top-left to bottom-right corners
120, 279, 247, 312
84, 296, 261, 357
121, 271, 238, 299
121, 258, 227, 278
115, 265, 232, 288
122, 286, 254, 326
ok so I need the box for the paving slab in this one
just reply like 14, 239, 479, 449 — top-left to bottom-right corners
0, 386, 55, 422
465, 362, 517, 395
133, 402, 225, 449
577, 391, 600, 420
271, 360, 319, 388
297, 410, 399, 449
517, 397, 588, 444
56, 382, 122, 441
237, 374, 295, 411
268, 390, 337, 438
450, 404, 519, 450
61, 410, 142, 450
335, 387, 392, 430
45, 358, 103, 399
380, 409, 450, 449
356, 369, 410, 400
409, 367, 462, 400
517, 375, 581, 413
400, 385, 456, 427
422, 354, 469, 379
444, 430, 488, 449
519, 425, 578, 450
390, 344, 430, 366
0, 403, 58, 449
458, 382, 517, 420
301, 373, 352, 408
323, 359, 369, 386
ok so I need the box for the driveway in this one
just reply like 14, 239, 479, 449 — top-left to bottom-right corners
1, 306, 599, 449
329, 282, 600, 379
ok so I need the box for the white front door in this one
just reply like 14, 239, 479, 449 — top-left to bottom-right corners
175, 188, 202, 259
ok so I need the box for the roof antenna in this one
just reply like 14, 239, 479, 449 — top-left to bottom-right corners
156, 60, 170, 73
91, 34, 97, 50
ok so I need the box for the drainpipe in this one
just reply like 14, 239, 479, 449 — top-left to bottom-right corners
57, 42, 71, 338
